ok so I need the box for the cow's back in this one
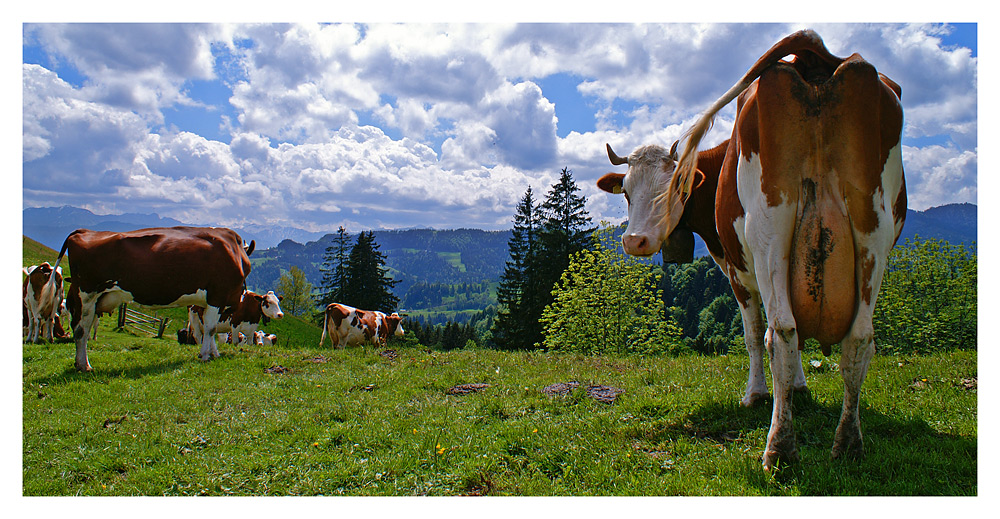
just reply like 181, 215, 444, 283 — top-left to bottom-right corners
746, 55, 904, 347
65, 227, 250, 308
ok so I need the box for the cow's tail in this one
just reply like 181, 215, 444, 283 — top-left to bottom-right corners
319, 311, 329, 348
52, 232, 75, 273
38, 235, 73, 320
665, 29, 843, 210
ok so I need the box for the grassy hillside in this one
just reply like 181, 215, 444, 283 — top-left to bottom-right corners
20, 240, 977, 496
22, 235, 63, 271
22, 330, 977, 496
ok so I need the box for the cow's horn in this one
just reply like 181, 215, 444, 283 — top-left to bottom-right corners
606, 143, 628, 166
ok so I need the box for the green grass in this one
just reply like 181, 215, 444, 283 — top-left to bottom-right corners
22, 319, 976, 495
19, 237, 978, 496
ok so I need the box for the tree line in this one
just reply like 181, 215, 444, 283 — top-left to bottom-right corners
270, 163, 976, 357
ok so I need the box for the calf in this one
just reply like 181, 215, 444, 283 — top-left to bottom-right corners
22, 263, 64, 343
188, 290, 284, 347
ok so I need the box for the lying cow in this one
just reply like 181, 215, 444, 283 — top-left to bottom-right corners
253, 331, 278, 346
187, 290, 284, 346
55, 226, 254, 371
22, 262, 64, 343
319, 303, 404, 349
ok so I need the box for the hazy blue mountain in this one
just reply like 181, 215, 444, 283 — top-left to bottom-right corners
22, 203, 976, 316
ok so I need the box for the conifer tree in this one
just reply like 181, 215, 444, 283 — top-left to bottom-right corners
533, 167, 593, 340
341, 231, 401, 312
491, 187, 543, 350
319, 226, 351, 308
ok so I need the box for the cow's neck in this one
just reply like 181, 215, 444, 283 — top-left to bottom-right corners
679, 140, 728, 258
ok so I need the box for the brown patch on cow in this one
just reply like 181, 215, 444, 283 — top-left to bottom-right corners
446, 383, 490, 395
893, 176, 908, 245
726, 266, 753, 308
716, 134, 748, 275
859, 249, 876, 305
596, 173, 625, 194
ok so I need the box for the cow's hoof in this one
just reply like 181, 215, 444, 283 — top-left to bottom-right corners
741, 392, 770, 407
832, 434, 864, 460
75, 364, 93, 372
762, 446, 799, 471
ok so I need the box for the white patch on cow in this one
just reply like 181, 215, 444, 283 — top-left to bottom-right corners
165, 289, 209, 309
733, 151, 808, 432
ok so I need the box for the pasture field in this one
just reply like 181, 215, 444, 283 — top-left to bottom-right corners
22, 315, 976, 496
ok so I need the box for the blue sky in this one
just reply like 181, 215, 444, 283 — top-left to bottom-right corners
19, 18, 980, 235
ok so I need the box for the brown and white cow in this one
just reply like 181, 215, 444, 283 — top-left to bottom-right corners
54, 226, 255, 371
373, 311, 405, 346
599, 30, 905, 469
253, 330, 278, 346
22, 262, 64, 343
187, 290, 284, 346
319, 303, 404, 349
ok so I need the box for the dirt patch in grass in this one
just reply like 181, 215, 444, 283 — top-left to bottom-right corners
264, 365, 290, 374
447, 383, 490, 395
379, 349, 399, 360
542, 381, 624, 404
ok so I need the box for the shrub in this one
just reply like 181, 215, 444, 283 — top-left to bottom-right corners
873, 237, 976, 354
539, 225, 688, 356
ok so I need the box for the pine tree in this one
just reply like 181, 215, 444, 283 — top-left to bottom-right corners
341, 231, 401, 312
491, 187, 543, 350
319, 226, 351, 308
532, 167, 593, 342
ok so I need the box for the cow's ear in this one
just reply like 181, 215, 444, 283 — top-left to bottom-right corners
277, 295, 284, 301
597, 173, 626, 194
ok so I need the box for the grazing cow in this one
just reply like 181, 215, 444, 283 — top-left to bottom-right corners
374, 311, 405, 346
598, 30, 905, 469
187, 290, 284, 346
319, 303, 402, 349
22, 263, 64, 343
54, 226, 255, 371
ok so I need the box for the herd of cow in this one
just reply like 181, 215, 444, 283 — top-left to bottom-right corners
23, 31, 906, 471
22, 226, 406, 371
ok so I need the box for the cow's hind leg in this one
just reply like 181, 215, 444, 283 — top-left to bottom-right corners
832, 246, 885, 460
738, 293, 769, 406
199, 306, 223, 361
72, 293, 100, 372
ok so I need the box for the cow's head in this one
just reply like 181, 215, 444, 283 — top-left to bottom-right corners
260, 291, 284, 321
385, 312, 405, 337
598, 142, 692, 260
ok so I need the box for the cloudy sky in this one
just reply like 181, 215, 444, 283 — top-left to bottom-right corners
18, 13, 979, 235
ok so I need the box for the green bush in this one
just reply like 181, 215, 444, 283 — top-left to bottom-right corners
539, 225, 688, 356
874, 237, 977, 354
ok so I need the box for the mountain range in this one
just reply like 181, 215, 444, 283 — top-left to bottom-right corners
22, 203, 977, 313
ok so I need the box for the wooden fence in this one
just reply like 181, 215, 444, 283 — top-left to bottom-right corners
117, 303, 170, 338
